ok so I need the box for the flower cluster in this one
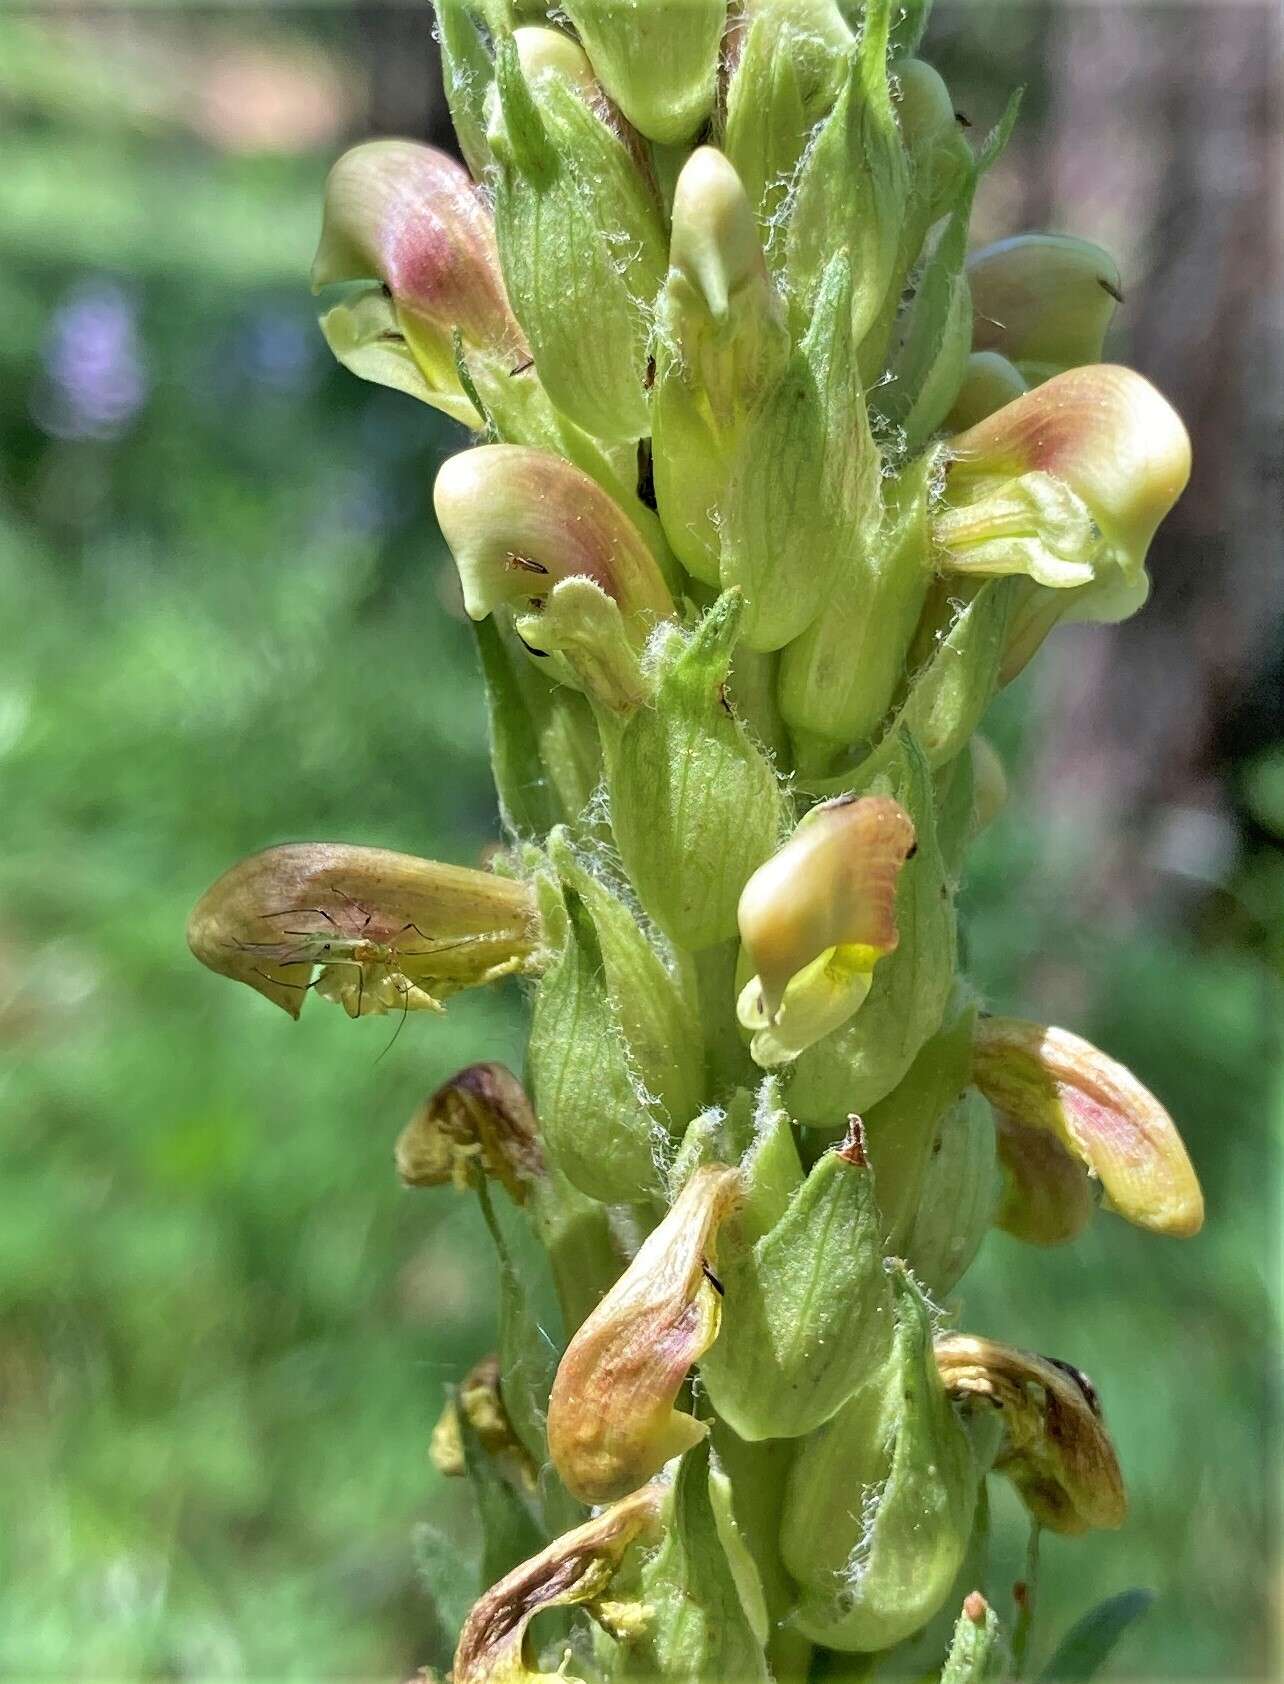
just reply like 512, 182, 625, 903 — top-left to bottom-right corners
189, 3, 1200, 1679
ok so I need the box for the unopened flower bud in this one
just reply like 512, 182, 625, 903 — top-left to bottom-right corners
397, 1062, 543, 1203
187, 843, 537, 1018
453, 1482, 666, 1684
311, 141, 519, 423
720, 251, 882, 650
934, 1335, 1127, 1534
784, 1267, 981, 1651
946, 350, 1029, 431
609, 592, 789, 950
899, 577, 1019, 770
785, 0, 910, 345
933, 365, 1192, 621
545, 829, 706, 1130
737, 792, 916, 1069
722, 0, 853, 234
972, 1017, 1203, 1237
557, 0, 726, 143
894, 59, 973, 227
699, 1117, 895, 1439
862, 999, 976, 1251
431, 1355, 539, 1495
487, 32, 667, 441
880, 94, 1020, 447
994, 1112, 1096, 1247
940, 1590, 1004, 1684
617, 1440, 773, 1682
547, 1165, 742, 1504
968, 233, 1124, 384
786, 730, 957, 1117
651, 149, 790, 583
433, 444, 674, 640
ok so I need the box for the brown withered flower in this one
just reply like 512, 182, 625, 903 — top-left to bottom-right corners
397, 1063, 544, 1203
453, 1483, 666, 1684
935, 1333, 1127, 1534
547, 1164, 742, 1505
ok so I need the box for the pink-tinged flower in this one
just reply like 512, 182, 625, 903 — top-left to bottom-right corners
973, 1017, 1204, 1238
547, 1164, 742, 1505
311, 140, 524, 419
736, 795, 917, 1067
433, 444, 675, 640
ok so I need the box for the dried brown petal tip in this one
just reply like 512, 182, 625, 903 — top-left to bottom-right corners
974, 1018, 1203, 1237
397, 1063, 543, 1202
453, 1483, 665, 1684
935, 1334, 1126, 1534
547, 1164, 742, 1504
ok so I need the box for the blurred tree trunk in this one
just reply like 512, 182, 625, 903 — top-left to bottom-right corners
1027, 0, 1281, 910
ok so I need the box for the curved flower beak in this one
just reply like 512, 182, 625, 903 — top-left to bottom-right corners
187, 842, 538, 1018
547, 1164, 742, 1505
972, 1017, 1204, 1237
736, 795, 917, 1067
933, 364, 1191, 620
312, 140, 522, 417
433, 444, 675, 640
935, 1334, 1127, 1534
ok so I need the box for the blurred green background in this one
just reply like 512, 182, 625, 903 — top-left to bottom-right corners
0, 4, 1279, 1680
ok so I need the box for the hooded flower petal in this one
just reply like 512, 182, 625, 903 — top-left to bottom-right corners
935, 1335, 1127, 1534
736, 795, 917, 1067
972, 1017, 1203, 1237
934, 364, 1191, 621
433, 444, 675, 640
547, 1164, 742, 1504
187, 843, 537, 1018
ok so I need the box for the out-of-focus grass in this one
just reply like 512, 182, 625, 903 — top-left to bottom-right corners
0, 14, 1277, 1682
